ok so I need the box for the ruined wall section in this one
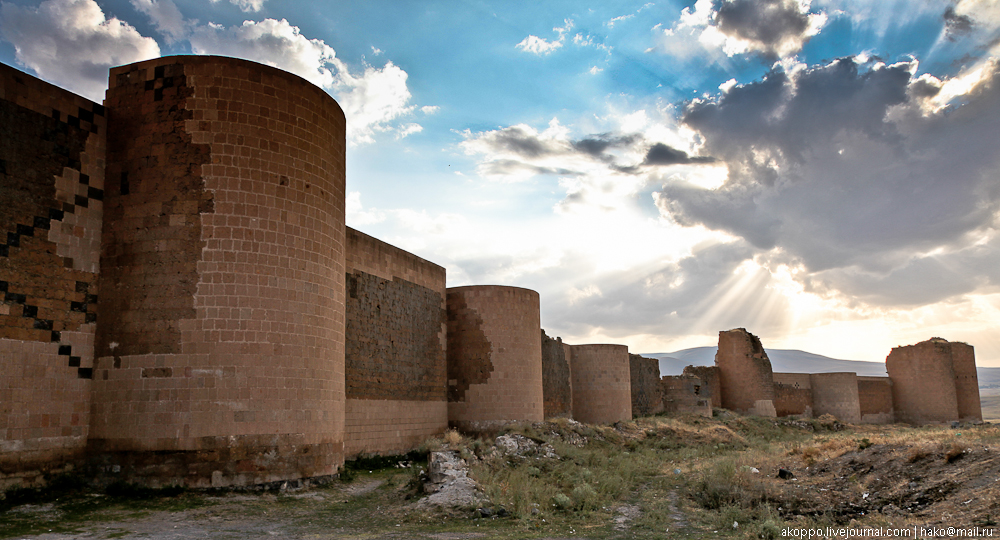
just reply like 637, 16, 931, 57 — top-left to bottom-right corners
0, 63, 106, 489
886, 339, 960, 425
90, 56, 346, 487
809, 373, 861, 424
683, 365, 721, 409
857, 376, 893, 424
772, 373, 813, 418
344, 227, 446, 456
951, 342, 982, 422
661, 375, 711, 417
541, 330, 572, 419
716, 329, 775, 417
446, 286, 543, 431
570, 344, 632, 424
629, 354, 663, 417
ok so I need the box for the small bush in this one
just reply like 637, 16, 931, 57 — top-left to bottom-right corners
945, 442, 967, 463
570, 483, 599, 511
858, 438, 873, 450
552, 492, 572, 510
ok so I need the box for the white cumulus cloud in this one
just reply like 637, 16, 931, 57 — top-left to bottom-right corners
0, 0, 160, 101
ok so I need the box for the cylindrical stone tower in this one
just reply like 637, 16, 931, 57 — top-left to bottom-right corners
446, 286, 543, 431
809, 372, 861, 424
570, 344, 632, 424
716, 328, 776, 417
886, 338, 963, 425
91, 56, 346, 487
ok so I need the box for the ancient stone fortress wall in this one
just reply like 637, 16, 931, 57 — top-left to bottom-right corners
446, 286, 543, 431
541, 330, 572, 418
343, 227, 447, 457
716, 328, 776, 417
950, 342, 982, 422
683, 365, 721, 409
886, 338, 978, 425
0, 63, 106, 489
857, 376, 893, 424
89, 56, 347, 488
660, 375, 711, 417
629, 354, 664, 417
809, 372, 861, 424
570, 344, 632, 424
772, 372, 813, 418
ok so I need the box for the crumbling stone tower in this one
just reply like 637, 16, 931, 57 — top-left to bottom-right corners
716, 328, 776, 417
90, 56, 348, 487
886, 338, 982, 425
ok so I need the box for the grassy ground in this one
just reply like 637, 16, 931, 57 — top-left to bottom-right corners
2, 414, 999, 539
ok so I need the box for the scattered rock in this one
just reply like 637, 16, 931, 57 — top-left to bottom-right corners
613, 503, 641, 531
495, 434, 558, 459
416, 451, 484, 511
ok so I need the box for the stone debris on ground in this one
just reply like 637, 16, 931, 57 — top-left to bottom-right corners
416, 451, 484, 511
494, 434, 559, 459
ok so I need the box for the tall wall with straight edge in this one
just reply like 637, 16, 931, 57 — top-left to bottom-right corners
90, 56, 347, 487
446, 286, 543, 431
541, 330, 573, 419
629, 354, 664, 417
886, 339, 960, 425
809, 373, 861, 424
716, 328, 776, 417
0, 63, 106, 490
343, 227, 447, 456
951, 342, 982, 422
856, 376, 893, 424
570, 344, 632, 424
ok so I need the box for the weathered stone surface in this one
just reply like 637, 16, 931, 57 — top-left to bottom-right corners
541, 330, 572, 419
417, 451, 483, 511
716, 328, 776, 417
630, 354, 664, 417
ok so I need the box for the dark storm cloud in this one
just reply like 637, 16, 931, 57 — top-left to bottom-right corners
657, 56, 1000, 306
480, 159, 582, 177
715, 0, 811, 55
944, 5, 974, 41
572, 133, 641, 158
488, 126, 555, 157
643, 143, 717, 165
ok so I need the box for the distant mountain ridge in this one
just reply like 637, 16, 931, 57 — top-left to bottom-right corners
643, 346, 1000, 390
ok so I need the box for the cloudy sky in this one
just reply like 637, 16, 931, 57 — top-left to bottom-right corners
2, 0, 999, 365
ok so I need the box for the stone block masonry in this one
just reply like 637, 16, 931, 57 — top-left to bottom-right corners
446, 286, 544, 432
0, 63, 106, 490
660, 375, 711, 417
344, 227, 447, 457
809, 373, 861, 424
857, 376, 893, 424
541, 330, 572, 419
570, 344, 632, 424
773, 372, 813, 418
887, 338, 980, 425
716, 328, 776, 417
629, 354, 663, 417
683, 365, 721, 409
89, 56, 347, 488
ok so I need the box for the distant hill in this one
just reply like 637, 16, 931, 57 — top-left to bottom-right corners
643, 347, 1000, 391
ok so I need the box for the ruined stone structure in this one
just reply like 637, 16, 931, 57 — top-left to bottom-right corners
445, 286, 544, 431
629, 354, 664, 417
683, 365, 721, 409
0, 58, 985, 489
570, 344, 632, 424
541, 330, 572, 418
887, 338, 982, 425
716, 329, 776, 417
660, 374, 711, 417
772, 373, 813, 418
344, 228, 447, 457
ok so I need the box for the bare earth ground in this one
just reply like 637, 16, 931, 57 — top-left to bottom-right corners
3, 416, 1000, 540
